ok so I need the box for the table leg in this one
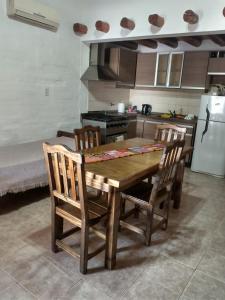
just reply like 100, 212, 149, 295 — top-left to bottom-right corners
105, 186, 121, 270
173, 159, 185, 209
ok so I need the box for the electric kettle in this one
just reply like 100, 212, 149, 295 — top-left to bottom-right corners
142, 104, 152, 115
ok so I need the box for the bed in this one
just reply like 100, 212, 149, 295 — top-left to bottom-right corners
0, 134, 74, 197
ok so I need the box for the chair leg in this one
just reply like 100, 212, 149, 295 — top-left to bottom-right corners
161, 196, 170, 231
173, 159, 185, 209
121, 199, 126, 217
80, 224, 89, 274
134, 204, 140, 218
51, 206, 63, 253
159, 202, 164, 209
145, 208, 154, 246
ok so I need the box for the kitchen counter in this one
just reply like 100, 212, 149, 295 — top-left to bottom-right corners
137, 113, 198, 126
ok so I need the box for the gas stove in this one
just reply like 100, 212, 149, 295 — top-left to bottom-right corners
81, 111, 133, 144
81, 112, 127, 122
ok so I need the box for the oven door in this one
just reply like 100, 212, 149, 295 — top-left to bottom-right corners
106, 132, 128, 144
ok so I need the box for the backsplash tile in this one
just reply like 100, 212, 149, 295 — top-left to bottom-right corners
87, 82, 202, 116
88, 81, 130, 111
130, 89, 202, 116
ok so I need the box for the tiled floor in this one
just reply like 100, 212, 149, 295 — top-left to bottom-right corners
0, 169, 225, 299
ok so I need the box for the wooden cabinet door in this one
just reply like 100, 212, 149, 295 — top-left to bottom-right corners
181, 52, 209, 89
155, 53, 170, 87
135, 53, 156, 87
127, 120, 137, 139
168, 53, 184, 87
136, 120, 144, 138
118, 48, 137, 85
109, 48, 119, 75
208, 57, 225, 74
143, 121, 159, 139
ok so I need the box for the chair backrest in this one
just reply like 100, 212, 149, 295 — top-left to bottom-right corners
155, 124, 187, 142
74, 126, 101, 151
149, 140, 185, 204
43, 143, 88, 221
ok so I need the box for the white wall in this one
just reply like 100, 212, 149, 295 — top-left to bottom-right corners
80, 0, 225, 43
0, 0, 85, 146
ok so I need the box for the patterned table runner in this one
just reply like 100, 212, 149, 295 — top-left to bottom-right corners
85, 144, 165, 163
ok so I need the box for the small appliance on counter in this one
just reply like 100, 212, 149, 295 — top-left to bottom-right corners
117, 102, 125, 113
209, 85, 225, 96
142, 104, 152, 115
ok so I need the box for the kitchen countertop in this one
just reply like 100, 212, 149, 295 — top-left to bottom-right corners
83, 111, 198, 125
137, 113, 198, 126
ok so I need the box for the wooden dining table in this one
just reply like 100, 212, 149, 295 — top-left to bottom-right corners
84, 137, 192, 270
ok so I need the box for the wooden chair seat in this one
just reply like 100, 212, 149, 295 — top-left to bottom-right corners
56, 197, 108, 226
121, 181, 168, 206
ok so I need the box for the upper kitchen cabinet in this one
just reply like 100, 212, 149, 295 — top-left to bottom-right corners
109, 48, 137, 88
169, 53, 184, 87
208, 56, 225, 75
135, 53, 157, 87
155, 52, 184, 88
155, 53, 170, 87
181, 51, 209, 89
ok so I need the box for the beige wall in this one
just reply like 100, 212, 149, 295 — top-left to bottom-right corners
130, 89, 202, 115
87, 82, 202, 115
88, 81, 130, 111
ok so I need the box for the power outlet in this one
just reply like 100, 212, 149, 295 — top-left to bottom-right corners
45, 87, 50, 96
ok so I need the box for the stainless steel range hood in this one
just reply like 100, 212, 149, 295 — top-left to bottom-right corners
81, 43, 119, 81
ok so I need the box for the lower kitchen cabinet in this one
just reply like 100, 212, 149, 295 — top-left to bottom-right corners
127, 119, 137, 139
136, 120, 144, 138
143, 120, 159, 139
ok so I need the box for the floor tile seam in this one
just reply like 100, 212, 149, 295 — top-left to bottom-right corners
194, 248, 208, 271
0, 243, 44, 271
159, 253, 195, 271
117, 253, 190, 300
159, 250, 200, 270
108, 267, 146, 299
120, 276, 181, 300
177, 269, 196, 300
194, 269, 225, 285
2, 269, 38, 299
207, 243, 225, 256
53, 279, 83, 300
39, 255, 83, 284
200, 245, 225, 261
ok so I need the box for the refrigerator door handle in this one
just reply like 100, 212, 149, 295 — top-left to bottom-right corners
201, 105, 210, 143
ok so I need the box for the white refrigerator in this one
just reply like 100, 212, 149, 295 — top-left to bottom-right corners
191, 95, 225, 177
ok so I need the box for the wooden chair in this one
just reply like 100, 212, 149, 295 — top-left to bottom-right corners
74, 126, 101, 151
120, 140, 185, 246
155, 124, 186, 142
43, 142, 108, 274
155, 124, 187, 209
